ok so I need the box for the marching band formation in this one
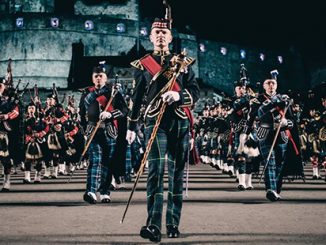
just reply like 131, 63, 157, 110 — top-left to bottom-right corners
195, 70, 326, 198
0, 2, 326, 243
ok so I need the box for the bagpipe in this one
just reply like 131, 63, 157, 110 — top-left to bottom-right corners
4, 60, 29, 105
239, 63, 259, 99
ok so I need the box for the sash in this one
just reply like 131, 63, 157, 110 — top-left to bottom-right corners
88, 87, 118, 129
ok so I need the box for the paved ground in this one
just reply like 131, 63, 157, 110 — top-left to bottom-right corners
0, 163, 326, 244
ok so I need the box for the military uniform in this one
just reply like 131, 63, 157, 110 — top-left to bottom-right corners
79, 65, 128, 204
43, 96, 69, 178
231, 93, 251, 189
24, 102, 49, 183
249, 91, 296, 201
128, 47, 199, 239
0, 79, 20, 191
306, 111, 323, 179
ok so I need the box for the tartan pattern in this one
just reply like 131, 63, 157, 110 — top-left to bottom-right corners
125, 144, 132, 175
86, 130, 116, 195
259, 142, 287, 193
129, 138, 143, 173
84, 90, 100, 110
144, 118, 189, 230
151, 20, 170, 30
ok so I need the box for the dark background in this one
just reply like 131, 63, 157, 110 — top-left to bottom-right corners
140, 0, 326, 64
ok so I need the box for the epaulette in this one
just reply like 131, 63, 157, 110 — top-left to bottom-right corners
130, 57, 147, 70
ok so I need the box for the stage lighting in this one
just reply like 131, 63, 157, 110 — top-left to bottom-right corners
199, 43, 206, 52
116, 23, 126, 33
220, 47, 227, 55
51, 18, 59, 28
85, 20, 94, 30
140, 27, 148, 36
240, 49, 246, 59
16, 18, 24, 28
277, 56, 283, 64
259, 53, 265, 61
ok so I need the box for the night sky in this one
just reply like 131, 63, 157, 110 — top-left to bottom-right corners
139, 0, 326, 53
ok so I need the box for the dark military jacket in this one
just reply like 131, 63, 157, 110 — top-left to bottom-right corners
128, 51, 200, 131
231, 95, 250, 134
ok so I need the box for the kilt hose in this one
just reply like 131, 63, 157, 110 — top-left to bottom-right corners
144, 117, 190, 231
87, 129, 116, 195
259, 142, 287, 194
234, 133, 246, 174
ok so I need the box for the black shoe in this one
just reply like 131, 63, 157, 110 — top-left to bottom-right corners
1, 188, 10, 192
83, 192, 97, 204
237, 185, 246, 191
266, 190, 280, 202
140, 225, 161, 242
167, 225, 180, 238
23, 179, 31, 184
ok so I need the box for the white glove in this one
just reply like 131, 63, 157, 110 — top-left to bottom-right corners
161, 91, 180, 105
189, 138, 194, 151
280, 118, 288, 128
112, 83, 122, 95
126, 130, 136, 144
99, 111, 112, 121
